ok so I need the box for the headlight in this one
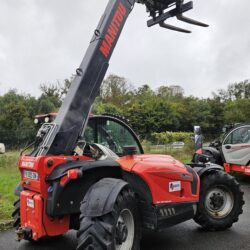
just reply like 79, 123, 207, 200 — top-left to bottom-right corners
44, 117, 50, 123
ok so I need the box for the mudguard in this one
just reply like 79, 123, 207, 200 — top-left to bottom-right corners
203, 146, 222, 162
192, 146, 223, 165
192, 163, 223, 177
203, 146, 221, 157
80, 178, 128, 217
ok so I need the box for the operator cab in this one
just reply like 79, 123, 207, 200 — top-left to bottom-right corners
80, 115, 144, 159
34, 113, 143, 159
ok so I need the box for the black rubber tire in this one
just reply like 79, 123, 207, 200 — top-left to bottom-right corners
12, 200, 21, 229
194, 171, 244, 231
77, 187, 141, 250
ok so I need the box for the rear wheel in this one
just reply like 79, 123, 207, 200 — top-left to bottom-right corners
77, 188, 140, 250
12, 200, 21, 229
194, 171, 244, 231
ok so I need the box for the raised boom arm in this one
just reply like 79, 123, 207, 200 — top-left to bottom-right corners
32, 0, 208, 157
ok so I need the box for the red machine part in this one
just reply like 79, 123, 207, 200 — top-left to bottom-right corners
118, 154, 200, 204
224, 163, 250, 176
19, 155, 91, 239
19, 153, 199, 240
20, 191, 69, 240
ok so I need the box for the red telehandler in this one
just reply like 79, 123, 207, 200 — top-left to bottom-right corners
193, 124, 250, 176
13, 1, 244, 249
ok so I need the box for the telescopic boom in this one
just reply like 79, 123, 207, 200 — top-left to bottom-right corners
32, 0, 208, 156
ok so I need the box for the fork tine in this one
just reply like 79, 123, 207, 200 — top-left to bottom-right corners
159, 21, 191, 33
177, 14, 209, 27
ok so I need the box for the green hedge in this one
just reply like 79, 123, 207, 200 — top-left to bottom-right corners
0, 128, 36, 149
151, 131, 193, 144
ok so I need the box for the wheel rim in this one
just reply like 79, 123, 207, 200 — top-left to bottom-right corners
205, 186, 234, 219
115, 209, 135, 250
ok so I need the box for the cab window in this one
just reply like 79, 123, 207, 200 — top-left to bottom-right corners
83, 116, 143, 156
224, 126, 250, 145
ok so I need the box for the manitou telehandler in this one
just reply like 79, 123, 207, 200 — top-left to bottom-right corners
193, 124, 250, 176
13, 0, 244, 249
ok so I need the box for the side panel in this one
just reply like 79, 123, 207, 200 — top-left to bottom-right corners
133, 164, 199, 205
118, 155, 200, 205
20, 191, 69, 240
224, 163, 250, 176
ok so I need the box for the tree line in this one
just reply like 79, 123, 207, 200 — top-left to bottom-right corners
0, 75, 250, 148
96, 75, 250, 140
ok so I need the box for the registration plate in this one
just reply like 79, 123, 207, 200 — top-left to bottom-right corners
23, 170, 39, 180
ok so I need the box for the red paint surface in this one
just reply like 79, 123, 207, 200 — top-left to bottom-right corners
224, 162, 250, 176
19, 155, 91, 239
118, 154, 200, 204
19, 153, 200, 240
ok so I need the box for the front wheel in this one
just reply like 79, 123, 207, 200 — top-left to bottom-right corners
194, 171, 244, 231
77, 187, 141, 250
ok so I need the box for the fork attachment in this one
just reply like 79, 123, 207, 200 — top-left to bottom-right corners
147, 0, 209, 33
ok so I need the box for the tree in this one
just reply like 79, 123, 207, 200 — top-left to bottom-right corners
100, 74, 134, 107
37, 99, 57, 114
39, 82, 62, 109
0, 90, 36, 147
0, 90, 35, 130
224, 99, 250, 124
206, 97, 225, 136
156, 86, 172, 98
215, 80, 250, 101
60, 77, 73, 98
92, 97, 123, 115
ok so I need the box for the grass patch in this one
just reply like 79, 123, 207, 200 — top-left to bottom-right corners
0, 151, 20, 224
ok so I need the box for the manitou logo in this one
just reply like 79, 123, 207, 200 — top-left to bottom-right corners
99, 2, 127, 58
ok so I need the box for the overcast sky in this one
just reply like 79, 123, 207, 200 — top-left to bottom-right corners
0, 0, 250, 98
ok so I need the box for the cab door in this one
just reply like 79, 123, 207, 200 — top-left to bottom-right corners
222, 125, 250, 166
84, 115, 144, 156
